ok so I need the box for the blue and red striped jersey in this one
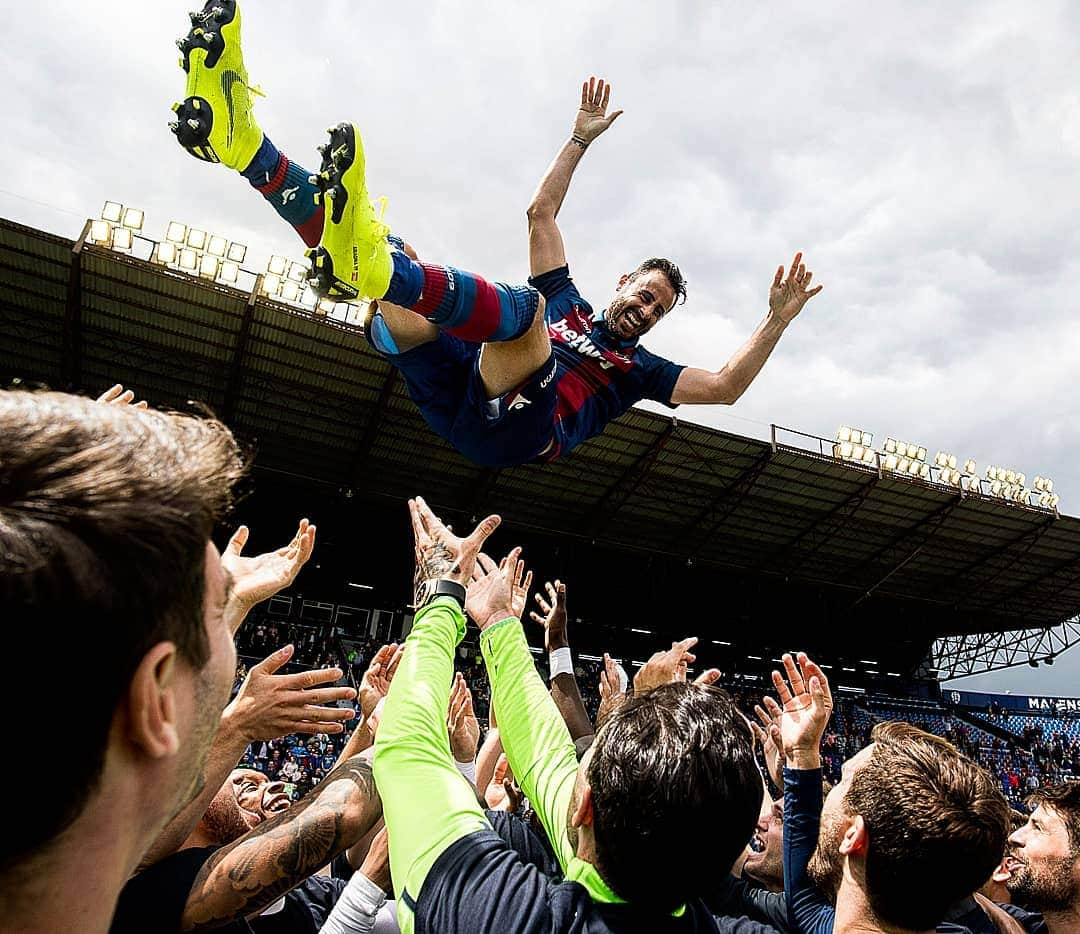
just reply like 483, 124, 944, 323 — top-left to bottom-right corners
529, 266, 684, 459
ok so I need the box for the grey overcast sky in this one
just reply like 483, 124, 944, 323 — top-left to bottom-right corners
3, 1, 1079, 693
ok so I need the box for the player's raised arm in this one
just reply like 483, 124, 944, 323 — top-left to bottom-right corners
527, 76, 624, 277
670, 252, 823, 405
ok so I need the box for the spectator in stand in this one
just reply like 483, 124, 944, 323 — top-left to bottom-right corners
1007, 783, 1080, 933
0, 389, 244, 934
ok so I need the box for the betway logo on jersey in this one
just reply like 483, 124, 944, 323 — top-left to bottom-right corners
549, 305, 634, 372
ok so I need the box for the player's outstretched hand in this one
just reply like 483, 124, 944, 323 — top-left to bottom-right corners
769, 252, 823, 324
761, 652, 833, 770
573, 76, 623, 145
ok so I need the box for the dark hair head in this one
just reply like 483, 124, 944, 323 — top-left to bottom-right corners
628, 258, 687, 309
1029, 783, 1080, 854
587, 682, 760, 912
845, 722, 1009, 930
0, 390, 245, 870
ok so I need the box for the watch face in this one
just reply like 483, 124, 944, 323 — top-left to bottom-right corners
417, 580, 437, 606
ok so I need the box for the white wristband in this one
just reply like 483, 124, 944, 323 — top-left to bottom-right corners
549, 646, 574, 679
454, 756, 478, 787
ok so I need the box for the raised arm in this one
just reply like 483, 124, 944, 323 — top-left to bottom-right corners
529, 578, 594, 741
670, 253, 823, 405
527, 76, 623, 276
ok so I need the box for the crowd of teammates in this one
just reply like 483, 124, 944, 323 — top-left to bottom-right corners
8, 384, 1080, 934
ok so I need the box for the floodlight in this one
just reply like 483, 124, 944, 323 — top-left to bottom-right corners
1006, 470, 1016, 484
121, 208, 144, 231
986, 465, 995, 479
300, 286, 318, 308
885, 438, 897, 454
885, 453, 899, 471
963, 476, 980, 493
1050, 494, 1060, 508
997, 467, 1007, 482
226, 242, 247, 263
154, 241, 177, 265
1047, 479, 1054, 492
101, 201, 124, 223
852, 444, 865, 461
862, 447, 875, 465
990, 480, 1002, 495
906, 443, 919, 459
178, 248, 198, 270
919, 463, 930, 479
89, 219, 112, 244
207, 235, 228, 257
935, 452, 947, 467
948, 454, 957, 469
316, 298, 335, 316
199, 254, 219, 279
219, 261, 239, 284
838, 426, 852, 442
280, 280, 301, 302
1017, 473, 1025, 487
917, 447, 927, 461
262, 273, 282, 295
187, 228, 207, 250
899, 457, 911, 473
287, 261, 307, 283
964, 460, 977, 475
268, 255, 288, 276
907, 459, 920, 475
166, 221, 187, 243
862, 432, 873, 446
111, 226, 133, 251
1034, 477, 1045, 492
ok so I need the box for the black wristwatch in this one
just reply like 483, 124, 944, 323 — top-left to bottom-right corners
416, 578, 467, 610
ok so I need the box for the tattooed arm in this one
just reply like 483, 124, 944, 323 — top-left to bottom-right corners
180, 755, 381, 931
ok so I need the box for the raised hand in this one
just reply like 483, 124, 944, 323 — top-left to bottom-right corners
221, 519, 317, 626
573, 76, 624, 145
769, 252, 823, 324
447, 672, 481, 764
466, 548, 519, 632
409, 497, 500, 602
484, 753, 523, 813
752, 702, 784, 791
358, 643, 404, 719
596, 652, 628, 730
96, 383, 148, 409
633, 637, 698, 696
502, 552, 533, 620
529, 579, 568, 652
223, 645, 356, 742
761, 652, 833, 770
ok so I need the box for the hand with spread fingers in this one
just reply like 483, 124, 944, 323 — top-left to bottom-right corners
409, 496, 500, 605
502, 552, 533, 620
529, 579, 569, 652
761, 652, 833, 770
632, 637, 699, 696
769, 252, 823, 324
221, 519, 317, 630
447, 672, 481, 764
573, 76, 624, 145
223, 645, 357, 742
96, 383, 149, 409
465, 550, 519, 632
751, 703, 784, 791
358, 643, 404, 719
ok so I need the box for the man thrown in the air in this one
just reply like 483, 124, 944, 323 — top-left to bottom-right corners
171, 1, 823, 467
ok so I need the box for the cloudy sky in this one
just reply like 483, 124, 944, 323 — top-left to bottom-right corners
3, 0, 1079, 693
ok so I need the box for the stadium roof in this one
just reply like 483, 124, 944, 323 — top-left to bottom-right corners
4, 216, 1080, 655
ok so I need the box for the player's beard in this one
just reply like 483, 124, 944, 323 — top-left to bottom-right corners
604, 296, 644, 340
807, 807, 846, 902
1007, 854, 1080, 912
201, 788, 257, 844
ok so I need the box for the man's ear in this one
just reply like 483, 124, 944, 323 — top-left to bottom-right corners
838, 814, 868, 857
991, 857, 1011, 884
570, 782, 595, 829
127, 641, 182, 759
616, 273, 630, 291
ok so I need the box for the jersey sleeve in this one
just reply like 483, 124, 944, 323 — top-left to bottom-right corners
480, 617, 579, 872
109, 847, 218, 933
633, 345, 686, 408
527, 265, 580, 304
372, 597, 490, 934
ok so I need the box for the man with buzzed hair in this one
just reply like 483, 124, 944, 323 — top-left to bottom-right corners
1008, 783, 1080, 932
0, 390, 245, 933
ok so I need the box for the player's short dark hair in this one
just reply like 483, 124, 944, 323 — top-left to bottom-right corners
1028, 782, 1080, 854
629, 258, 687, 309
0, 391, 245, 871
588, 682, 761, 913
844, 722, 1009, 930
